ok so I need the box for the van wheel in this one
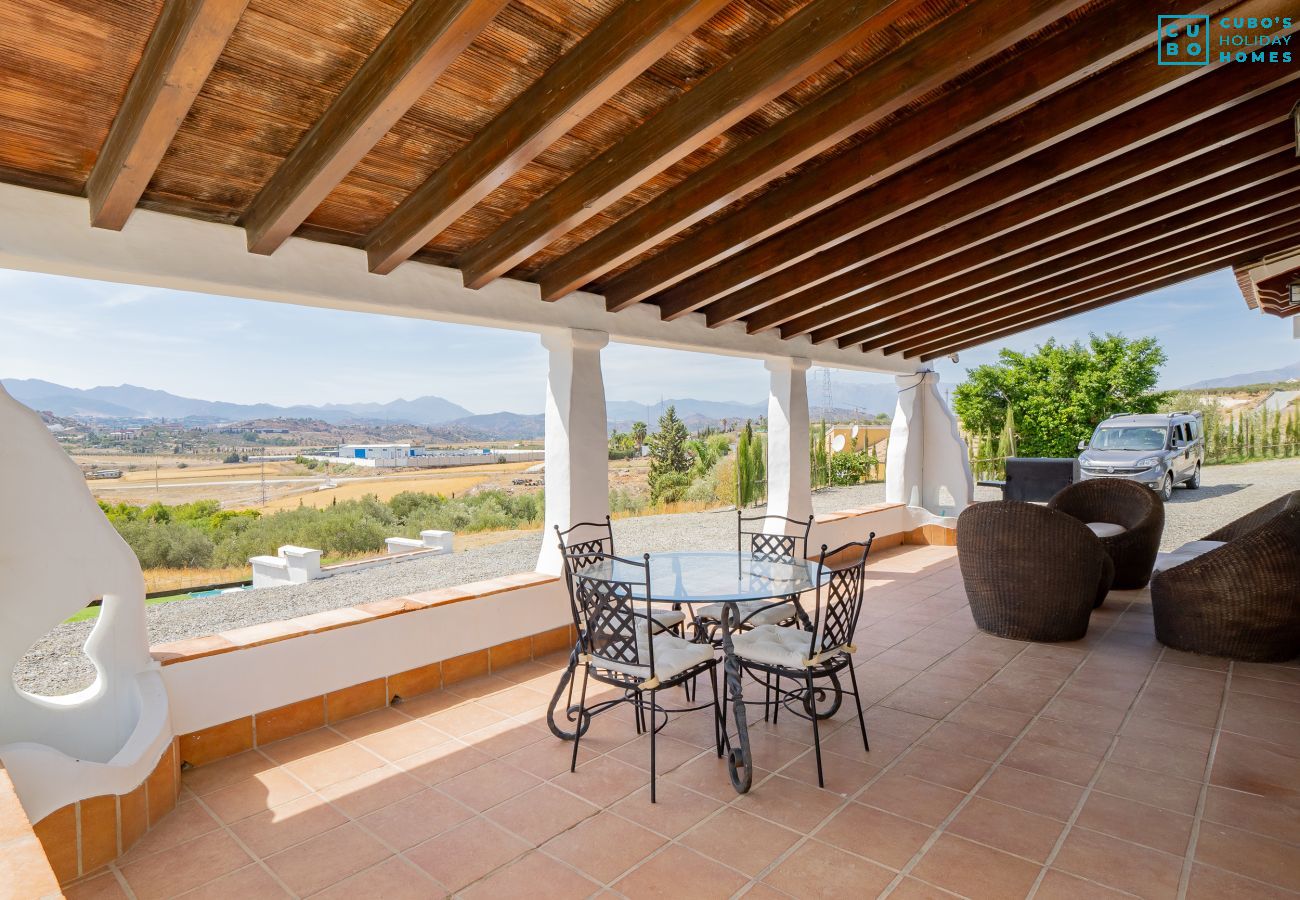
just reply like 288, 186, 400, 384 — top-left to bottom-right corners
1186, 464, 1201, 489
1159, 473, 1173, 502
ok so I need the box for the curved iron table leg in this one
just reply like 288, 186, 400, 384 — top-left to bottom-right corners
721, 601, 753, 793
546, 643, 589, 741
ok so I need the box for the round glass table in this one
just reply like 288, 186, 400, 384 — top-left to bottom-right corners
547, 550, 830, 793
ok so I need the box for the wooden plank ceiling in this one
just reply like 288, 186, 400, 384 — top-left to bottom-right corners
1, 0, 1297, 361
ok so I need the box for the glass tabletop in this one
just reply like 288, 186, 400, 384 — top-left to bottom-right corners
578, 551, 824, 604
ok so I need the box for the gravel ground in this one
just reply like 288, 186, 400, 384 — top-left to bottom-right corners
17, 461, 1298, 695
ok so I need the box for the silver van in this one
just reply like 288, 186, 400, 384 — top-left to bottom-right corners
1077, 412, 1204, 501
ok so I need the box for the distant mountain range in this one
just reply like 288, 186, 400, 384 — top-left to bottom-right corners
1181, 362, 1300, 390
3, 377, 901, 438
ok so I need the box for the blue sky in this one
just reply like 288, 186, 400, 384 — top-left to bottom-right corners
0, 267, 1293, 414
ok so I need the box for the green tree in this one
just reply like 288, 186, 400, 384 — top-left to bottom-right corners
631, 421, 647, 454
736, 421, 753, 507
749, 430, 766, 502
952, 334, 1169, 458
647, 405, 693, 502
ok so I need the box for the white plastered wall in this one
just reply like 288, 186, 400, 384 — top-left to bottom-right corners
885, 371, 973, 516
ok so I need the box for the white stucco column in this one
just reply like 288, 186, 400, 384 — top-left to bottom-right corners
537, 328, 610, 574
764, 357, 813, 527
885, 370, 973, 515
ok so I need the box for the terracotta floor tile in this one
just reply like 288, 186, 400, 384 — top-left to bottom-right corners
120, 829, 252, 899
474, 684, 555, 718
1227, 691, 1300, 724
1002, 739, 1103, 787
349, 718, 451, 762
662, 753, 772, 803
420, 700, 509, 737
614, 843, 747, 900
1202, 786, 1300, 846
1074, 791, 1193, 857
438, 758, 542, 812
946, 796, 1065, 863
460, 851, 599, 900
969, 682, 1052, 715
678, 807, 800, 878
730, 773, 843, 833
1196, 820, 1300, 892
1211, 733, 1300, 798
543, 811, 667, 883
910, 834, 1041, 900
394, 738, 494, 785
201, 768, 309, 824
327, 707, 413, 740
263, 822, 391, 896
314, 764, 425, 818
919, 721, 1016, 762
1185, 862, 1297, 900
611, 780, 724, 838
463, 717, 550, 757
1039, 697, 1128, 733
1093, 762, 1203, 815
822, 725, 910, 766
229, 792, 348, 857
610, 733, 708, 774
881, 685, 964, 719
504, 734, 600, 778
779, 746, 879, 796
552, 755, 652, 807
976, 767, 1084, 821
1221, 708, 1300, 748
405, 818, 530, 892
1034, 869, 1134, 899
357, 787, 474, 851
311, 856, 443, 900
815, 802, 933, 869
857, 772, 966, 827
1052, 827, 1182, 899
763, 838, 895, 898
173, 862, 290, 899
1108, 734, 1210, 782
888, 876, 965, 899
284, 741, 386, 791
484, 782, 599, 845
119, 800, 221, 863
1232, 675, 1300, 704
1022, 718, 1113, 759
182, 751, 276, 797
863, 706, 940, 742
257, 729, 346, 766
63, 872, 130, 900
1120, 713, 1215, 753
894, 745, 992, 792
944, 700, 1035, 737
1054, 683, 1139, 712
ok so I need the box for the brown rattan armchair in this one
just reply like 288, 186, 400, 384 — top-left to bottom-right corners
1048, 478, 1165, 589
957, 501, 1114, 642
1151, 491, 1300, 662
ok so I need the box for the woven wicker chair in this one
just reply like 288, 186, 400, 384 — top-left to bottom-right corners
957, 501, 1114, 642
1151, 491, 1300, 662
1048, 478, 1164, 589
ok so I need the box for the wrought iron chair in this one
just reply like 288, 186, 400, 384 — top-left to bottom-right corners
730, 537, 875, 788
567, 551, 723, 802
693, 510, 816, 644
546, 519, 685, 741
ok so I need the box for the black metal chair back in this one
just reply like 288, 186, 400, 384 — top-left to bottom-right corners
573, 553, 656, 682
556, 517, 616, 632
805, 537, 874, 663
738, 510, 814, 562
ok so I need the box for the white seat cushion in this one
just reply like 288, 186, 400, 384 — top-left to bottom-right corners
1154, 540, 1227, 573
732, 624, 824, 669
593, 633, 715, 683
696, 599, 798, 628
1086, 522, 1128, 538
650, 608, 685, 631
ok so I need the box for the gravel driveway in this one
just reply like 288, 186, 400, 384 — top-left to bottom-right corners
16, 461, 1298, 695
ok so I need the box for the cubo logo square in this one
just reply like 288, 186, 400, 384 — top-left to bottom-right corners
1158, 15, 1211, 65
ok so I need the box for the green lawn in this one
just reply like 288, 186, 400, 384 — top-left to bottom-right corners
65, 592, 199, 624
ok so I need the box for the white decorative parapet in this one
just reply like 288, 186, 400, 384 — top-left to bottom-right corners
385, 530, 453, 555
0, 383, 171, 823
250, 545, 323, 588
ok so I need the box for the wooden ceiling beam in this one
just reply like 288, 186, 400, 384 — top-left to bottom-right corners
365, 0, 728, 276
456, 0, 928, 290
843, 153, 1299, 351
242, 0, 506, 256
721, 59, 1300, 334
885, 193, 1300, 355
628, 0, 1238, 318
533, 0, 1085, 304
910, 221, 1300, 360
808, 138, 1299, 346
87, 0, 249, 230
838, 153, 1300, 350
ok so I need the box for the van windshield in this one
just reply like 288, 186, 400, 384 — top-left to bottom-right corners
1091, 426, 1167, 451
